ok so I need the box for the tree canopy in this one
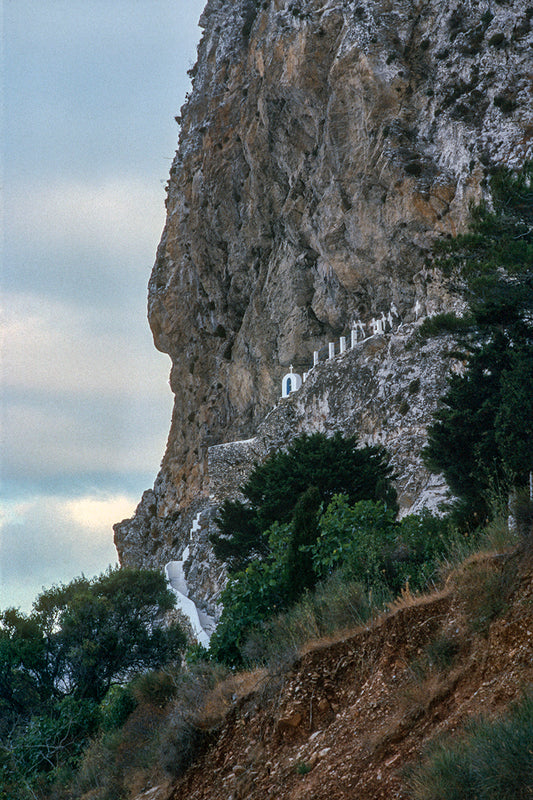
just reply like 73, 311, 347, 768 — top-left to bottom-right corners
423, 164, 533, 524
208, 433, 399, 666
210, 431, 397, 572
0, 568, 187, 798
0, 567, 187, 715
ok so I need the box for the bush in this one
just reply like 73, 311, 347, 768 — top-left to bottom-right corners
312, 498, 398, 586
407, 691, 533, 799
417, 312, 472, 339
209, 523, 293, 666
210, 432, 397, 573
130, 666, 182, 708
241, 573, 377, 668
0, 696, 99, 799
211, 494, 459, 667
100, 685, 136, 732
157, 662, 228, 779
313, 498, 455, 594
452, 555, 511, 636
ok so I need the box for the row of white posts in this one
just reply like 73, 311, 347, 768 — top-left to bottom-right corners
282, 305, 411, 397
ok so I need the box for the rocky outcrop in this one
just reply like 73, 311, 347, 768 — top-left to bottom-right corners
208, 321, 461, 516
114, 0, 533, 608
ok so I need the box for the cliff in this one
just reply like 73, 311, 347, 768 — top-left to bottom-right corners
114, 0, 533, 610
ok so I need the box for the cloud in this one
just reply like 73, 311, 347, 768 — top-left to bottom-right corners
2, 290, 170, 398
7, 178, 165, 260
4, 0, 205, 183
63, 495, 137, 533
2, 394, 169, 488
2, 291, 172, 492
0, 492, 136, 613
3, 177, 167, 306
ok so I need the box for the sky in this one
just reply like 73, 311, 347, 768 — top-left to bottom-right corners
1, 0, 207, 612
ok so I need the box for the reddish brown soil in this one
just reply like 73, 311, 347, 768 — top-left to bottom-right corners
165, 547, 533, 800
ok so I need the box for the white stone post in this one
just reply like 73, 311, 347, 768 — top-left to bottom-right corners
339, 336, 347, 354
351, 328, 357, 348
329, 342, 335, 359
313, 350, 319, 366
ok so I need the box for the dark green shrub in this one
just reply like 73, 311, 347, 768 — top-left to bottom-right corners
417, 312, 472, 339
312, 498, 398, 587
131, 667, 182, 708
454, 556, 511, 636
211, 432, 397, 573
494, 93, 517, 113
242, 573, 376, 668
100, 685, 136, 731
209, 523, 293, 666
409, 633, 461, 682
0, 697, 99, 799
158, 717, 211, 779
424, 633, 460, 671
157, 661, 228, 778
399, 399, 410, 415
313, 498, 454, 595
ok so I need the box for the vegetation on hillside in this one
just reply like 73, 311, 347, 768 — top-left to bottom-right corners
407, 691, 533, 800
210, 432, 397, 572
2, 166, 532, 799
209, 432, 411, 666
0, 568, 187, 799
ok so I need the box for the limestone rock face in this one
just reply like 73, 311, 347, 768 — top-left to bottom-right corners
114, 0, 533, 607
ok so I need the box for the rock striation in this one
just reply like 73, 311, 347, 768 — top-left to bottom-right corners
114, 0, 533, 615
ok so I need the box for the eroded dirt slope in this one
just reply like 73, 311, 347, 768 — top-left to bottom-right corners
164, 546, 533, 800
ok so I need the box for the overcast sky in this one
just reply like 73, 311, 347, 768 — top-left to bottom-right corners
2, 0, 207, 612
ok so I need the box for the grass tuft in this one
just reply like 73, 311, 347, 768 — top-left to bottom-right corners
406, 691, 533, 799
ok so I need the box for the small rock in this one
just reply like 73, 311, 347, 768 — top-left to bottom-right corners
277, 710, 302, 730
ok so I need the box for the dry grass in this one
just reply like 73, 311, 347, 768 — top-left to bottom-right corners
196, 668, 267, 730
447, 551, 512, 635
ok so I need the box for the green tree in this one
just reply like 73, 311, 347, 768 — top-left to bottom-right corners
0, 609, 50, 730
495, 345, 533, 483
1, 567, 187, 709
312, 497, 454, 595
210, 432, 397, 572
435, 162, 533, 324
312, 497, 398, 588
0, 568, 187, 798
209, 523, 293, 666
209, 434, 397, 666
286, 486, 322, 602
424, 165, 533, 524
